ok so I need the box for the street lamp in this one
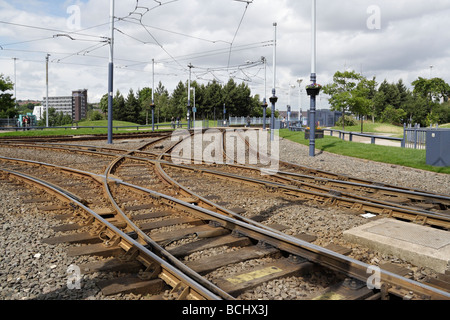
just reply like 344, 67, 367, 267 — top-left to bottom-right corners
46, 54, 50, 128
261, 56, 268, 130
288, 84, 295, 128
187, 63, 193, 130
107, 0, 115, 144
12, 58, 18, 109
297, 78, 303, 123
309, 0, 318, 157
270, 22, 278, 142
151, 58, 155, 131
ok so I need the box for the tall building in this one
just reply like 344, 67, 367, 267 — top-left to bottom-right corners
42, 89, 88, 122
72, 89, 88, 121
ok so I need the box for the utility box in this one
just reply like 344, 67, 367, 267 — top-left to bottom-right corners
426, 130, 450, 167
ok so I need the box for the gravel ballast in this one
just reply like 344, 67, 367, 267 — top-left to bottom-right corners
0, 136, 448, 300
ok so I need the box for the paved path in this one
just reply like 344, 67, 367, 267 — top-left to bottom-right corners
325, 131, 402, 147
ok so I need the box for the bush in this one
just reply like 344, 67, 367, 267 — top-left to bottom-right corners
336, 115, 357, 127
90, 110, 104, 121
381, 105, 406, 125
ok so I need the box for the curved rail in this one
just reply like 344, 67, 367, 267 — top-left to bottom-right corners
0, 166, 222, 300
1, 155, 449, 300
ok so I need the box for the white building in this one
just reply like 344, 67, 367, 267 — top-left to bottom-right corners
32, 105, 44, 121
42, 96, 73, 117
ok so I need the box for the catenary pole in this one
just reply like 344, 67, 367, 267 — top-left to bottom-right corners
152, 58, 155, 131
270, 22, 278, 141
187, 63, 193, 130
46, 54, 50, 128
107, 0, 115, 144
309, 0, 317, 157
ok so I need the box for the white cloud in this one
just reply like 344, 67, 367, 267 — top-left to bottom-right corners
0, 0, 449, 113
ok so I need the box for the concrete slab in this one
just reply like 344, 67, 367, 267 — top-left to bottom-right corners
343, 218, 450, 274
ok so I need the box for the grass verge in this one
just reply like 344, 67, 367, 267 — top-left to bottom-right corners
279, 129, 450, 174
0, 120, 170, 137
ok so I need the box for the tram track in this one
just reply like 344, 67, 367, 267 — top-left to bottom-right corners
0, 131, 449, 300
1, 137, 449, 230
1, 162, 449, 300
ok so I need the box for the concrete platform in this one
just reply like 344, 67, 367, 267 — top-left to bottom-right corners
343, 218, 450, 274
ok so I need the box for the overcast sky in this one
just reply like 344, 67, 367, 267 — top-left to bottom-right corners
1, 0, 449, 113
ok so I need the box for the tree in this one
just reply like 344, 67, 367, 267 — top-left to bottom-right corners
204, 80, 223, 120
381, 105, 406, 125
38, 108, 72, 127
322, 70, 364, 130
349, 77, 375, 132
411, 77, 450, 126
99, 93, 108, 115
155, 81, 170, 122
113, 90, 125, 121
169, 81, 187, 120
123, 89, 142, 123
0, 74, 17, 118
137, 87, 153, 125
412, 77, 450, 103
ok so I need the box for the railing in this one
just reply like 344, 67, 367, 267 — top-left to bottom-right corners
289, 124, 449, 150
325, 129, 405, 147
0, 123, 187, 132
0, 120, 217, 132
403, 125, 429, 150
228, 116, 272, 126
288, 125, 405, 147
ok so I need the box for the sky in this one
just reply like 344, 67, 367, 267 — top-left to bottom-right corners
1, 0, 450, 114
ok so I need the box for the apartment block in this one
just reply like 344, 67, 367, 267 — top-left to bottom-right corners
42, 89, 88, 122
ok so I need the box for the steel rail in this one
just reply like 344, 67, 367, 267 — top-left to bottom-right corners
153, 154, 450, 211
103, 150, 236, 300
154, 160, 450, 229
2, 137, 448, 202
1, 158, 449, 299
117, 179, 450, 300
0, 166, 222, 300
2, 148, 449, 230
236, 129, 450, 198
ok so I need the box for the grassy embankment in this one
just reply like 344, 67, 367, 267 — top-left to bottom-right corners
279, 122, 450, 174
0, 120, 172, 137
2, 120, 448, 174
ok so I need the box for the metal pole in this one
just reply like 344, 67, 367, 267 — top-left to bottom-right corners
270, 22, 278, 141
46, 54, 50, 128
187, 63, 193, 130
309, 0, 317, 157
151, 58, 155, 132
297, 78, 303, 122
107, 0, 115, 144
13, 58, 17, 109
261, 57, 267, 130
223, 103, 226, 125
193, 87, 196, 127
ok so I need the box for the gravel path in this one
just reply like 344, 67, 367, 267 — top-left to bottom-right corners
0, 136, 448, 300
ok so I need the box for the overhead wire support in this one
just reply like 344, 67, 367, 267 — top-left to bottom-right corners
187, 63, 194, 130
227, 0, 253, 70
107, 0, 115, 144
270, 22, 278, 142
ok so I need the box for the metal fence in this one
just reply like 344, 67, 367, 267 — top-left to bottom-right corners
404, 126, 427, 150
402, 125, 445, 150
0, 118, 18, 127
228, 116, 271, 126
